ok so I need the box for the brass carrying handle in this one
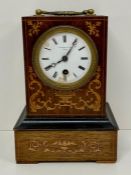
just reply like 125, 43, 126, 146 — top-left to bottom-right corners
35, 9, 95, 16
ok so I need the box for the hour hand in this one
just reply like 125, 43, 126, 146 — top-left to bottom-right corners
44, 63, 56, 71
44, 58, 65, 71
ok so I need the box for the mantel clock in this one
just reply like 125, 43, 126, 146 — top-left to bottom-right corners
14, 9, 118, 163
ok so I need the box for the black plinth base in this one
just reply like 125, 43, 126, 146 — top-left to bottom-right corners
14, 103, 118, 131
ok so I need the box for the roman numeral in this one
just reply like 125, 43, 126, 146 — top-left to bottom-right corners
81, 57, 88, 60
52, 38, 58, 45
78, 65, 85, 70
41, 58, 49, 60
73, 73, 78, 78
78, 46, 85, 51
53, 71, 58, 78
63, 35, 67, 42
63, 75, 67, 81
44, 47, 51, 50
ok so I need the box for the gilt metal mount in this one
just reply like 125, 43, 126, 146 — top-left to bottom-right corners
35, 9, 95, 16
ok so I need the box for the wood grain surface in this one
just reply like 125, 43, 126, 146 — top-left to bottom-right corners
15, 130, 117, 163
22, 16, 108, 117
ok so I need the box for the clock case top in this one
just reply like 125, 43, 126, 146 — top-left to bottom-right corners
22, 15, 108, 118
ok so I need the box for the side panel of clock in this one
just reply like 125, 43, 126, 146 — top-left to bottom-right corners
22, 16, 108, 117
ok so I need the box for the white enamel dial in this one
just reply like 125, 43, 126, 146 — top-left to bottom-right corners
33, 26, 98, 90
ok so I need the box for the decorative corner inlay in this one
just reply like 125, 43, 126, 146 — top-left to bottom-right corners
85, 21, 101, 37
26, 20, 43, 37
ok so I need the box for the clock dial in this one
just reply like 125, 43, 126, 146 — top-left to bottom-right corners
33, 26, 98, 90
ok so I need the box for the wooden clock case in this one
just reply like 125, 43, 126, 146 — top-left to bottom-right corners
14, 10, 118, 163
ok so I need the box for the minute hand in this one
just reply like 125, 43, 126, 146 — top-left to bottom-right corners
65, 38, 77, 57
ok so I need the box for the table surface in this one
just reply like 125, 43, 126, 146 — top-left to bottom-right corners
0, 130, 131, 175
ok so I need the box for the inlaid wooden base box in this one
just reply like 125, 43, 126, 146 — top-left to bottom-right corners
14, 103, 118, 163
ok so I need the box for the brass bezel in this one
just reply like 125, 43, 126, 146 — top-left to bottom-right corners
32, 26, 98, 90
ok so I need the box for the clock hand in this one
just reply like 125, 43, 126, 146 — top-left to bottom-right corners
44, 56, 67, 71
44, 64, 56, 71
44, 40, 77, 71
65, 38, 77, 57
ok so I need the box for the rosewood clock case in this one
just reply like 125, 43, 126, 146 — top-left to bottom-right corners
14, 11, 118, 163
22, 15, 108, 117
